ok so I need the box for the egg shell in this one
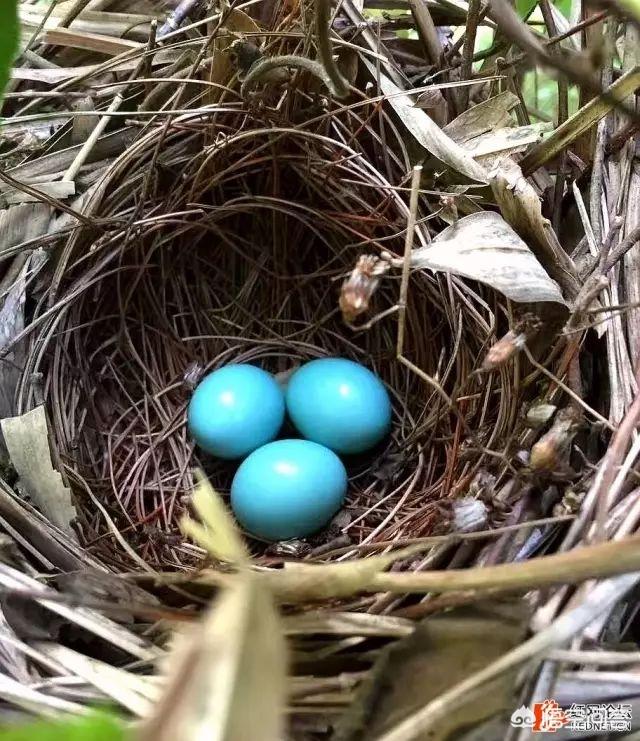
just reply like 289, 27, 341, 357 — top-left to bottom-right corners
285, 358, 392, 455
188, 364, 284, 459
230, 439, 347, 541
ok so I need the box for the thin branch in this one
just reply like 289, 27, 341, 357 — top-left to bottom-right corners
396, 165, 422, 359
315, 0, 350, 97
460, 0, 482, 111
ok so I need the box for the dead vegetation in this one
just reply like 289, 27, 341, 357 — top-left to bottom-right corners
1, 0, 640, 738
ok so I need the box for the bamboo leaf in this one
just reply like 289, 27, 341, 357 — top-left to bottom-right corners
362, 59, 488, 183
389, 210, 567, 305
0, 0, 18, 100
138, 572, 286, 741
334, 601, 529, 741
1, 406, 77, 535
520, 66, 640, 175
489, 158, 582, 301
0, 712, 126, 741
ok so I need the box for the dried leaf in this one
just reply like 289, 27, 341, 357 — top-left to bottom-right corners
1, 406, 76, 535
489, 158, 582, 301
0, 476, 86, 572
41, 28, 141, 55
19, 5, 156, 40
0, 258, 30, 428
0, 561, 157, 661
0, 606, 30, 684
0, 678, 84, 721
461, 122, 551, 160
35, 643, 156, 715
138, 572, 286, 741
180, 471, 247, 565
443, 91, 519, 143
334, 601, 530, 741
4, 130, 132, 191
3, 181, 75, 205
11, 53, 182, 84
207, 9, 262, 104
390, 211, 567, 305
0, 204, 50, 257
442, 94, 551, 164
362, 59, 488, 183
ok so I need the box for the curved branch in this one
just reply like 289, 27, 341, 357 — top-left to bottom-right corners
314, 0, 350, 98
240, 54, 345, 98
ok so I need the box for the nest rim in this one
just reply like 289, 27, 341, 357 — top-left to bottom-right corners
17, 105, 514, 570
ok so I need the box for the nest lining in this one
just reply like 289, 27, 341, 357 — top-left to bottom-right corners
19, 109, 514, 569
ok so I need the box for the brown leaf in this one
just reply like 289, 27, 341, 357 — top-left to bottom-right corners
333, 600, 530, 741
1, 406, 77, 535
489, 158, 582, 301
361, 59, 488, 183
443, 91, 520, 143
207, 9, 262, 104
390, 210, 567, 305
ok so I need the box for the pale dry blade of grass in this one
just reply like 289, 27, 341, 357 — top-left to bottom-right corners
0, 563, 160, 661
138, 572, 287, 741
1, 406, 76, 535
35, 643, 158, 715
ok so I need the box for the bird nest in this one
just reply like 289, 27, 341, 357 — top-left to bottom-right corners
17, 105, 513, 570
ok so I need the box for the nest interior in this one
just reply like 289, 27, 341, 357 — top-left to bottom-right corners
19, 108, 514, 569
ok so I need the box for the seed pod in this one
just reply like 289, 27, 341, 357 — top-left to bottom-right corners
339, 255, 389, 323
452, 497, 489, 533
530, 407, 581, 473
482, 314, 542, 371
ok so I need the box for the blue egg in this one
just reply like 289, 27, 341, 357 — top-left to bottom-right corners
231, 439, 347, 540
188, 364, 284, 459
285, 358, 392, 455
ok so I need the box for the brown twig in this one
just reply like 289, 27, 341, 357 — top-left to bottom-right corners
460, 0, 482, 111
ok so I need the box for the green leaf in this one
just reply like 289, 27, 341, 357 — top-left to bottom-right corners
0, 712, 127, 741
516, 0, 537, 18
617, 0, 640, 24
0, 0, 18, 100
554, 0, 572, 17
